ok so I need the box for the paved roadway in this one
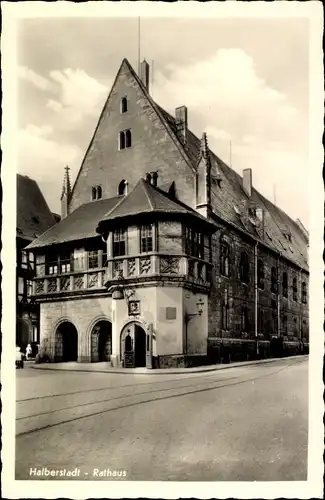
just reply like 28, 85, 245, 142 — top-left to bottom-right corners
16, 357, 308, 481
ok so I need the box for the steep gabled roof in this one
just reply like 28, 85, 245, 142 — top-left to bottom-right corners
69, 58, 196, 205
17, 174, 56, 242
26, 196, 122, 250
153, 104, 308, 270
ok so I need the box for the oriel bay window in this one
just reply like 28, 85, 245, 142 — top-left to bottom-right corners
184, 227, 206, 259
140, 224, 153, 253
113, 228, 126, 257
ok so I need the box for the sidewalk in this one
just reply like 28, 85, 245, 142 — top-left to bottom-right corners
30, 355, 307, 376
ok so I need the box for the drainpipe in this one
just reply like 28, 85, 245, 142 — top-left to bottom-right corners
299, 267, 302, 342
254, 243, 258, 353
277, 253, 281, 337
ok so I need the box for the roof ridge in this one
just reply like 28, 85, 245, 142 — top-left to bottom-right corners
141, 178, 154, 210
69, 59, 133, 204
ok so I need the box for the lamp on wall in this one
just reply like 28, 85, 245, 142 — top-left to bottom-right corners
185, 297, 205, 323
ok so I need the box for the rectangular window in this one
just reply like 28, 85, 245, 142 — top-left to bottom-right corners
88, 251, 99, 269
140, 224, 153, 253
198, 233, 204, 259
47, 260, 58, 275
113, 228, 126, 257
60, 253, 71, 273
21, 250, 28, 269
184, 227, 192, 255
26, 280, 33, 297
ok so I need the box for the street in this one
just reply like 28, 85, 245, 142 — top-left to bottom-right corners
16, 357, 308, 481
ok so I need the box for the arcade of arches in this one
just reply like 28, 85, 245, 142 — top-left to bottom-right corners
55, 321, 78, 362
91, 320, 112, 362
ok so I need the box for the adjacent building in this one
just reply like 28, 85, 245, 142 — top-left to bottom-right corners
16, 174, 57, 354
26, 58, 309, 368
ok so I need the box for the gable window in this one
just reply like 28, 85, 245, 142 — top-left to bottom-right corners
271, 266, 278, 294
119, 130, 132, 150
113, 228, 126, 257
125, 129, 132, 148
121, 97, 128, 113
119, 131, 125, 150
302, 281, 307, 304
293, 277, 298, 301
140, 224, 153, 253
88, 251, 99, 269
239, 252, 249, 284
220, 240, 230, 277
118, 179, 127, 195
92, 185, 102, 200
257, 259, 264, 289
282, 272, 288, 298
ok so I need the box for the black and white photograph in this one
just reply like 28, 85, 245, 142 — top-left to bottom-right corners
1, 2, 323, 499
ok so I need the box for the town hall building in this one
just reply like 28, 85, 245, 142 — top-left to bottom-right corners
26, 58, 309, 368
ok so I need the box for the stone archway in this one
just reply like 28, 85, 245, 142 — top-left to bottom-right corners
55, 321, 78, 362
91, 320, 112, 362
120, 322, 147, 368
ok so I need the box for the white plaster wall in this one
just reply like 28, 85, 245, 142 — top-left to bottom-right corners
184, 291, 208, 355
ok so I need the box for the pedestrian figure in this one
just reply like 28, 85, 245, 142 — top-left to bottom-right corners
26, 343, 32, 360
16, 346, 24, 369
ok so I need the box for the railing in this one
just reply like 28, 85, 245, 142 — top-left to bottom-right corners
32, 254, 213, 297
32, 269, 106, 296
106, 254, 212, 287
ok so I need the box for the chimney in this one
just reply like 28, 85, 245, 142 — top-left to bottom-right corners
243, 168, 252, 198
139, 59, 150, 92
175, 106, 188, 141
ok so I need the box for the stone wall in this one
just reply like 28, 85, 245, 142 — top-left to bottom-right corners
69, 61, 195, 213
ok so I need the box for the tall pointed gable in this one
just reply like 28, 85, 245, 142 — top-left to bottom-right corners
68, 58, 196, 214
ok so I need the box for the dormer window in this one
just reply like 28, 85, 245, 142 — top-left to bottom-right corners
92, 185, 102, 200
119, 130, 132, 150
121, 97, 128, 113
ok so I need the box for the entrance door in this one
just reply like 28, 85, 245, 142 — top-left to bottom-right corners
134, 325, 146, 368
121, 323, 147, 368
55, 322, 78, 362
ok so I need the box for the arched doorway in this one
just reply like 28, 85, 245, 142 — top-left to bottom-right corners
120, 322, 146, 368
55, 321, 78, 362
91, 320, 112, 362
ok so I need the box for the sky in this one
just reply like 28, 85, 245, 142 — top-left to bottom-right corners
17, 15, 310, 228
